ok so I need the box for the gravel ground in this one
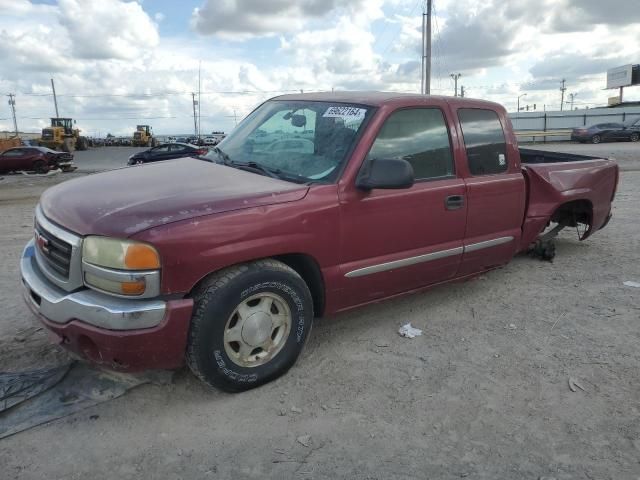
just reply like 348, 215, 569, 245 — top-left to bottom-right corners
0, 145, 639, 479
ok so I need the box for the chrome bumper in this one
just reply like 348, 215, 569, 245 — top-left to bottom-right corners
21, 240, 166, 330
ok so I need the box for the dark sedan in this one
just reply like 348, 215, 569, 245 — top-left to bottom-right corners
0, 146, 75, 174
571, 118, 640, 144
128, 143, 208, 165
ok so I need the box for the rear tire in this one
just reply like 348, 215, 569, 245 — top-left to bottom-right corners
630, 133, 639, 142
591, 134, 602, 144
186, 259, 314, 392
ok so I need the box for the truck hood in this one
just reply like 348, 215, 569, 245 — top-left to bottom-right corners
40, 158, 309, 237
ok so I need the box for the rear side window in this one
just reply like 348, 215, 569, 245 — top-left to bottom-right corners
367, 108, 454, 180
458, 109, 507, 175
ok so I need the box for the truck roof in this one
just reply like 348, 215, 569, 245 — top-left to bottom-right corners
271, 91, 503, 109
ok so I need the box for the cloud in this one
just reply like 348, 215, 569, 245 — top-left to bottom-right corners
529, 53, 632, 82
191, 0, 370, 38
58, 0, 159, 60
545, 0, 640, 32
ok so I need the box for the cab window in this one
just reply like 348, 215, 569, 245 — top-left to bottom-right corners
367, 108, 454, 180
458, 108, 508, 175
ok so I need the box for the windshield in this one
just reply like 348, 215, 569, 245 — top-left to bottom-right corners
623, 117, 640, 127
202, 100, 372, 183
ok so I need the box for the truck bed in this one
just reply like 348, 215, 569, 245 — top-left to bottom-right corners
518, 148, 619, 249
519, 148, 603, 164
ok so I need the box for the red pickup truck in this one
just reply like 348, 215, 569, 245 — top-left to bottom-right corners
21, 93, 618, 392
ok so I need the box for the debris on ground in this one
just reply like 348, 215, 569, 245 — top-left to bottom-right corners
290, 406, 302, 414
398, 323, 423, 339
19, 168, 63, 177
0, 362, 72, 412
623, 281, 640, 288
0, 363, 173, 439
12, 326, 43, 343
568, 377, 586, 392
506, 323, 517, 330
296, 435, 311, 447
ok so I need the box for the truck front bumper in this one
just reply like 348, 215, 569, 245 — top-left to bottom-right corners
21, 240, 193, 371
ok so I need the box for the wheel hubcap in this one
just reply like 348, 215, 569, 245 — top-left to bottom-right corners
223, 292, 291, 367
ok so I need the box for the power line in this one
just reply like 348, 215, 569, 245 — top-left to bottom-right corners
12, 89, 302, 98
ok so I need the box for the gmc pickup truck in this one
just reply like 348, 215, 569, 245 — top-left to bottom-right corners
20, 92, 618, 392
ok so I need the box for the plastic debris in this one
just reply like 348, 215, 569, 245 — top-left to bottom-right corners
398, 323, 423, 338
623, 281, 640, 288
0, 363, 173, 439
568, 377, 586, 392
297, 435, 311, 447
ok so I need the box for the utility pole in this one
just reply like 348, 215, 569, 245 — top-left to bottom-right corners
191, 92, 198, 137
7, 94, 18, 136
460, 86, 465, 98
420, 0, 432, 95
50, 78, 59, 117
450, 73, 462, 97
568, 92, 577, 110
198, 61, 202, 141
560, 79, 566, 111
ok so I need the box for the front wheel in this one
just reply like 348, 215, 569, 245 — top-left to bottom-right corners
591, 134, 602, 144
630, 133, 639, 142
186, 259, 314, 392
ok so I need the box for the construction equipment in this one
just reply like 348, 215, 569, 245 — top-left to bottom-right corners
39, 118, 88, 152
132, 125, 157, 147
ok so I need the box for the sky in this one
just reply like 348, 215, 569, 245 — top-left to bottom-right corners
1, 0, 640, 136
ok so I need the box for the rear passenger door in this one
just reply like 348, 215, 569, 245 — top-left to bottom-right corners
339, 106, 468, 306
455, 108, 526, 276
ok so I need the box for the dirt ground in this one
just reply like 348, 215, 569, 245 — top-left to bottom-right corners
1, 145, 639, 479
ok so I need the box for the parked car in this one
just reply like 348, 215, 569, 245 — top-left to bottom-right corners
21, 93, 618, 392
127, 143, 208, 165
571, 118, 640, 143
202, 136, 219, 145
0, 146, 75, 173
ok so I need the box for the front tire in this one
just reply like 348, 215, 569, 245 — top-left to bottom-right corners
591, 134, 602, 144
630, 133, 639, 142
186, 260, 314, 392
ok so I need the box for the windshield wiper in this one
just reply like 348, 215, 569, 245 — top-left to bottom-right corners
214, 148, 308, 184
234, 161, 285, 180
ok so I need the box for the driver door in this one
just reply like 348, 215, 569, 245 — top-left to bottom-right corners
338, 106, 467, 307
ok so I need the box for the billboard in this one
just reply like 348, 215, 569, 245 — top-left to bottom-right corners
607, 64, 633, 89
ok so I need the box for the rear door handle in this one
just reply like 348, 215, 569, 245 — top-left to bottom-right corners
445, 195, 464, 210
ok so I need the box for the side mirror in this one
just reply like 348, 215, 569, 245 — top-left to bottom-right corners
356, 158, 414, 191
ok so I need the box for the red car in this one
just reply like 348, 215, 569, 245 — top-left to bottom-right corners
20, 92, 618, 392
0, 146, 74, 173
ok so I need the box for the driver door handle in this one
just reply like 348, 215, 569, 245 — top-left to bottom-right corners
445, 195, 464, 210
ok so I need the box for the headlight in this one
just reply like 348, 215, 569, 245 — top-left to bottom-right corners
82, 236, 161, 297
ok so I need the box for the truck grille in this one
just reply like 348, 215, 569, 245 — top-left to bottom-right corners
35, 222, 72, 279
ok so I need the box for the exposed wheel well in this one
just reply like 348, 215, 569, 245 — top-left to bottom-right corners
550, 199, 593, 239
550, 199, 592, 227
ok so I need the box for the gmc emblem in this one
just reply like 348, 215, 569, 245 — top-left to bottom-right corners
35, 231, 49, 254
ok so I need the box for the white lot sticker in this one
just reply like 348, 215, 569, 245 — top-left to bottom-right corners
498, 153, 506, 166
323, 106, 366, 121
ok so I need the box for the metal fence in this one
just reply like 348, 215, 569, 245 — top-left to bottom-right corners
509, 106, 640, 141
